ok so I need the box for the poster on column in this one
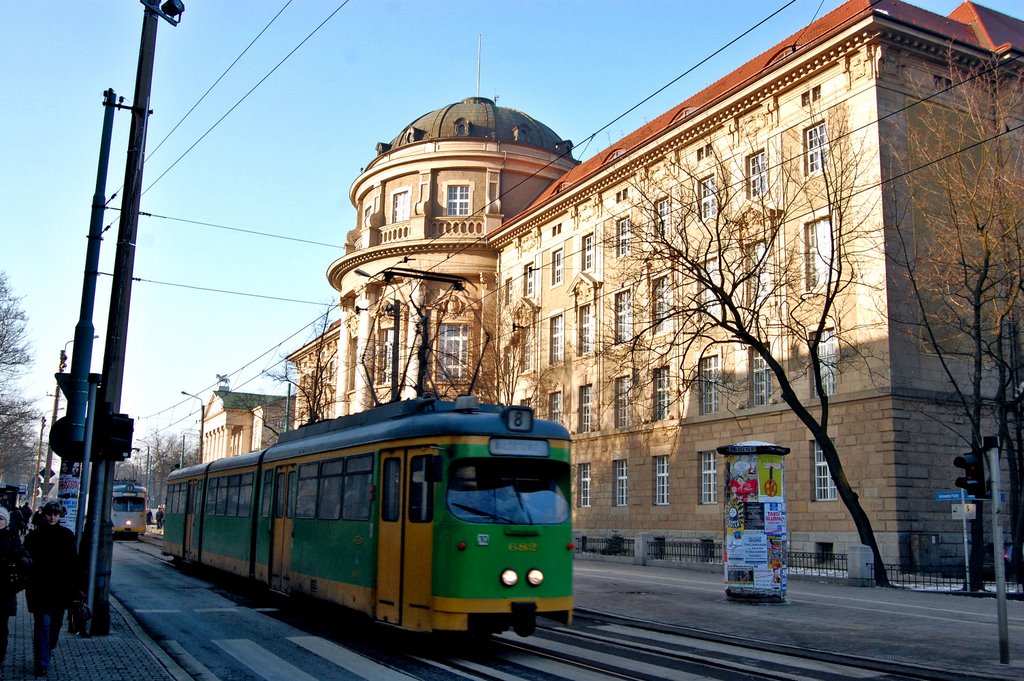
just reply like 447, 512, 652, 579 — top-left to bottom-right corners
57, 460, 82, 530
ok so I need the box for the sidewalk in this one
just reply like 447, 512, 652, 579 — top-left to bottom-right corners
1, 591, 188, 680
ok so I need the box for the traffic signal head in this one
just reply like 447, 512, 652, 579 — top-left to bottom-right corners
96, 410, 135, 460
954, 449, 989, 499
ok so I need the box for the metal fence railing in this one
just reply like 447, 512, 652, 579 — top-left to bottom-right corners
573, 535, 1022, 592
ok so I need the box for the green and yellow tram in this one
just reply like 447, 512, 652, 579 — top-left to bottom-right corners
164, 396, 572, 636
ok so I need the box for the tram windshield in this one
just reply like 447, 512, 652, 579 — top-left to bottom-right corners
446, 459, 569, 525
113, 497, 146, 513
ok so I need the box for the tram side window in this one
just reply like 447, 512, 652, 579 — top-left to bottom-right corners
408, 456, 433, 523
343, 454, 373, 521
225, 474, 241, 516
295, 463, 318, 519
217, 477, 231, 516
382, 458, 401, 522
238, 473, 254, 516
317, 459, 344, 520
206, 478, 221, 515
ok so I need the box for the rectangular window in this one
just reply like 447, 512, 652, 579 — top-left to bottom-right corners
392, 190, 410, 222
801, 84, 821, 107
548, 391, 563, 424
696, 143, 713, 161
805, 217, 832, 290
656, 198, 672, 237
817, 329, 837, 397
701, 258, 721, 319
524, 263, 536, 297
582, 233, 595, 271
615, 375, 632, 428
614, 459, 628, 506
747, 151, 767, 199
700, 355, 720, 415
376, 330, 393, 386
814, 441, 838, 501
551, 248, 564, 286
752, 351, 772, 407
579, 384, 593, 433
521, 320, 534, 371
652, 276, 671, 333
343, 454, 373, 520
616, 218, 631, 257
699, 176, 717, 220
438, 323, 468, 380
615, 290, 632, 343
408, 455, 434, 523
446, 185, 470, 216
654, 455, 669, 505
295, 463, 318, 519
653, 367, 670, 421
317, 458, 344, 520
549, 314, 564, 364
805, 122, 828, 175
578, 462, 591, 507
577, 304, 593, 356
700, 451, 718, 504
747, 241, 771, 306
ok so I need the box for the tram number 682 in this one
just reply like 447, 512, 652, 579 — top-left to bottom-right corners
509, 542, 538, 552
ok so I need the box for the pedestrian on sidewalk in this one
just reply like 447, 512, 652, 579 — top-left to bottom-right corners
24, 501, 81, 677
0, 506, 31, 666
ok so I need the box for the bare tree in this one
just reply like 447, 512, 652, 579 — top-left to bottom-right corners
604, 102, 892, 584
271, 310, 338, 427
888, 53, 1024, 587
0, 272, 37, 487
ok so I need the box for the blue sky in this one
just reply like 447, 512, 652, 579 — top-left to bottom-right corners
2, 0, 1017, 447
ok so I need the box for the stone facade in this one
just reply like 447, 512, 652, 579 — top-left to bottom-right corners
287, 1, 1023, 569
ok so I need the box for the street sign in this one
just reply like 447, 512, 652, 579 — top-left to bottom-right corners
952, 503, 976, 520
935, 489, 1006, 502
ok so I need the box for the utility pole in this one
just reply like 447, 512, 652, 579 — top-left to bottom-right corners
85, 0, 184, 636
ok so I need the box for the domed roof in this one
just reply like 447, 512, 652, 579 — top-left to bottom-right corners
380, 96, 573, 157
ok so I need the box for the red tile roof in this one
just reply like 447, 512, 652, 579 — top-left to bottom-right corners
505, 0, 1021, 229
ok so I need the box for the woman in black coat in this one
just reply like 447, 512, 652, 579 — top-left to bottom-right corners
24, 501, 80, 677
0, 506, 30, 666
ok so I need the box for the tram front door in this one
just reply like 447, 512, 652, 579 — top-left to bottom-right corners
376, 448, 435, 630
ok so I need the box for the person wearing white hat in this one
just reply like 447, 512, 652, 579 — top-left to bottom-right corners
0, 505, 31, 667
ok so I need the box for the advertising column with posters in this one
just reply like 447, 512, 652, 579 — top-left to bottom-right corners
716, 441, 790, 602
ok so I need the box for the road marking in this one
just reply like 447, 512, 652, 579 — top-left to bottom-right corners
135, 608, 180, 613
593, 625, 881, 678
289, 635, 418, 680
497, 632, 708, 680
195, 607, 239, 613
163, 640, 221, 681
215, 639, 319, 681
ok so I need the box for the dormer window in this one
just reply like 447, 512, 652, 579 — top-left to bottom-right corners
455, 118, 469, 136
513, 125, 530, 142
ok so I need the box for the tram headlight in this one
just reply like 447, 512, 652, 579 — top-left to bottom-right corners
500, 568, 519, 587
526, 569, 544, 587
125, 520, 132, 527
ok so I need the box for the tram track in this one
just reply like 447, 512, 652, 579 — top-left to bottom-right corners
546, 608, 1015, 681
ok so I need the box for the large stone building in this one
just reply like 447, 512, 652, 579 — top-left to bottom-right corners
294, 0, 1024, 569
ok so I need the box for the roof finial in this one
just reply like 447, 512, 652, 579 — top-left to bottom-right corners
476, 34, 482, 97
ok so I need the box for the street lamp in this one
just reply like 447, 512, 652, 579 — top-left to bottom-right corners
181, 391, 205, 463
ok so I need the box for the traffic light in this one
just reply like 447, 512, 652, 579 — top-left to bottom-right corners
96, 409, 135, 460
954, 448, 989, 499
